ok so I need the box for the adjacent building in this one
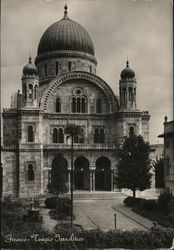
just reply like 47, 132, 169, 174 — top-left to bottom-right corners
159, 117, 174, 195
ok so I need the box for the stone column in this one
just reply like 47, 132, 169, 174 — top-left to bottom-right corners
92, 170, 95, 192
40, 144, 44, 195
90, 171, 93, 192
111, 169, 114, 192
68, 169, 71, 193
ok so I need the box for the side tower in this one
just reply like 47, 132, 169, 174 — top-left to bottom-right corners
119, 60, 136, 110
117, 60, 150, 142
21, 56, 39, 108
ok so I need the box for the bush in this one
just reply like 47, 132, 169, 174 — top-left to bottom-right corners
56, 197, 71, 215
140, 199, 157, 211
124, 196, 143, 207
167, 213, 174, 224
1, 228, 174, 249
158, 192, 172, 212
45, 196, 58, 209
167, 197, 174, 213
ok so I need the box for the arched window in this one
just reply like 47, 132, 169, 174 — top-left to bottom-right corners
81, 98, 86, 113
53, 128, 58, 143
24, 84, 27, 98
96, 99, 102, 113
58, 128, 64, 143
34, 85, 38, 99
56, 61, 59, 75
44, 64, 47, 77
28, 125, 34, 142
77, 97, 81, 113
90, 65, 92, 73
100, 129, 105, 143
56, 98, 61, 112
123, 87, 126, 102
29, 84, 33, 99
94, 128, 105, 143
134, 88, 136, 101
74, 129, 84, 143
129, 126, 134, 137
53, 128, 64, 143
129, 87, 133, 101
68, 62, 72, 71
71, 96, 87, 113
72, 97, 76, 113
27, 164, 34, 181
94, 128, 99, 143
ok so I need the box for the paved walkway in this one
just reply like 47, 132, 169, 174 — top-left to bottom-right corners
73, 198, 153, 231
112, 203, 153, 230
39, 193, 155, 232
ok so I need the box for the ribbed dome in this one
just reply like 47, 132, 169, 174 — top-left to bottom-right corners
23, 57, 38, 76
120, 61, 135, 80
37, 7, 94, 57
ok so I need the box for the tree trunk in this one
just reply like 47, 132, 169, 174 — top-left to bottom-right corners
133, 189, 136, 198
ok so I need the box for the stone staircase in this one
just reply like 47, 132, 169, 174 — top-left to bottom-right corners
64, 191, 127, 200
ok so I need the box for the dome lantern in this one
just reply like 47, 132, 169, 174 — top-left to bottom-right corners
63, 4, 69, 20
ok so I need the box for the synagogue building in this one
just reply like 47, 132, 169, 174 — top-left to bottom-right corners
2, 5, 150, 198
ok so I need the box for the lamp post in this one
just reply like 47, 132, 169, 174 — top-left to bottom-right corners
65, 124, 82, 232
70, 131, 74, 232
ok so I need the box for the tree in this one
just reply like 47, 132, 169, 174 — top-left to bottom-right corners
153, 158, 164, 188
116, 135, 152, 198
47, 153, 68, 198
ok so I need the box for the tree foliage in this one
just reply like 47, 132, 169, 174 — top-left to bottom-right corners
153, 158, 164, 188
47, 153, 68, 197
116, 135, 152, 197
65, 124, 83, 139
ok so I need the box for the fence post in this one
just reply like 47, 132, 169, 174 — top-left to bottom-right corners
114, 213, 117, 229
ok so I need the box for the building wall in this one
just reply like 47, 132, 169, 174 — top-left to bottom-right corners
3, 112, 18, 145
164, 120, 174, 194
2, 151, 18, 196
37, 57, 96, 82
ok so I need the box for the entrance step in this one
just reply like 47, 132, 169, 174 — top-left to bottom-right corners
64, 191, 127, 200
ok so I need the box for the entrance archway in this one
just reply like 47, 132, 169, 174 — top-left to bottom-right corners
95, 157, 111, 191
74, 157, 90, 190
51, 155, 68, 190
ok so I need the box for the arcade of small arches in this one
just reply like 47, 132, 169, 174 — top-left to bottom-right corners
23, 83, 39, 100
48, 155, 115, 192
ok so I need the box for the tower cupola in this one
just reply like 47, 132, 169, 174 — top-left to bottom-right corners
23, 56, 38, 76
21, 57, 39, 108
119, 60, 137, 110
120, 60, 135, 80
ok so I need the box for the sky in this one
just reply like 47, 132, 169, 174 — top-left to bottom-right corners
1, 0, 173, 144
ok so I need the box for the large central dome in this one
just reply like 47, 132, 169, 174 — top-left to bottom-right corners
37, 5, 95, 57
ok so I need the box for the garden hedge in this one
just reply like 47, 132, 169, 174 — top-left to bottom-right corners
1, 228, 174, 249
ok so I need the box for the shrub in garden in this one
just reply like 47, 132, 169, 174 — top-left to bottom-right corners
167, 197, 174, 213
56, 197, 71, 215
140, 199, 157, 211
124, 196, 143, 207
48, 197, 73, 220
157, 192, 172, 212
167, 213, 174, 225
45, 197, 58, 209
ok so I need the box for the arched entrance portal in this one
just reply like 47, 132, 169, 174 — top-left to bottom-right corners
74, 157, 90, 190
51, 155, 68, 191
95, 157, 111, 191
